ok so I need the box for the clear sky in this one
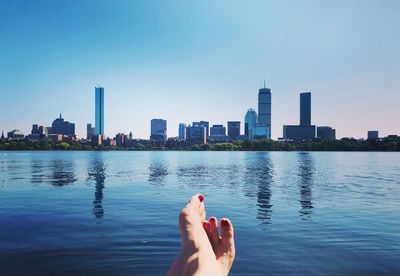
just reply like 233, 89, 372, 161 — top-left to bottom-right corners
0, 0, 399, 139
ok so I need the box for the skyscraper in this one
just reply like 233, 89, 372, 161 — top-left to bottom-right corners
150, 119, 167, 141
95, 87, 104, 136
227, 121, 241, 140
193, 121, 209, 138
179, 123, 186, 140
300, 92, 311, 126
186, 125, 206, 145
51, 114, 75, 137
254, 82, 271, 139
283, 92, 316, 140
87, 123, 95, 139
245, 108, 257, 140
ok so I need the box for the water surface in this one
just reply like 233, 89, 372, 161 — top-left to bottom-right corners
0, 151, 399, 275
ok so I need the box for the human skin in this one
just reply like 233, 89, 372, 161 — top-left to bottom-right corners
168, 194, 235, 276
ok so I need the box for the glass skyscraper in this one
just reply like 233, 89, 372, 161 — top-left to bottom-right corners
245, 108, 257, 140
178, 123, 186, 140
257, 85, 271, 139
300, 92, 311, 126
95, 87, 104, 135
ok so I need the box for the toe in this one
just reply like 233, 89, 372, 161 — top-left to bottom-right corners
220, 218, 234, 243
208, 216, 220, 245
187, 194, 206, 220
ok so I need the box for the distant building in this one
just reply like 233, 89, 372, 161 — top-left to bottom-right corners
7, 130, 25, 140
95, 87, 105, 136
179, 123, 186, 140
368, 131, 379, 140
103, 138, 116, 147
317, 126, 336, 140
91, 135, 102, 146
51, 114, 75, 137
210, 124, 226, 136
31, 124, 44, 135
244, 109, 257, 140
186, 125, 206, 145
227, 121, 241, 140
87, 123, 95, 139
49, 134, 63, 142
193, 121, 209, 138
115, 133, 126, 147
1, 130, 4, 140
255, 83, 272, 139
300, 92, 312, 126
283, 92, 316, 140
283, 125, 316, 140
150, 119, 167, 141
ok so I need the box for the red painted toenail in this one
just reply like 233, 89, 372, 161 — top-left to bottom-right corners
221, 219, 229, 227
198, 194, 204, 202
209, 217, 216, 222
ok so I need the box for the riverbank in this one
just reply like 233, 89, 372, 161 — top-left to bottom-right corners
1, 138, 400, 151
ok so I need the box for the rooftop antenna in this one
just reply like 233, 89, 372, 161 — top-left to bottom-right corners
263, 78, 266, 89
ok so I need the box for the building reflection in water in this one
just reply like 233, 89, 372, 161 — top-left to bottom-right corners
297, 152, 314, 218
243, 153, 274, 224
148, 154, 168, 185
30, 159, 46, 184
50, 159, 77, 186
87, 156, 106, 219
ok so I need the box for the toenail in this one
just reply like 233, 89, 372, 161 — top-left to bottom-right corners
221, 219, 230, 227
198, 194, 204, 202
209, 217, 216, 222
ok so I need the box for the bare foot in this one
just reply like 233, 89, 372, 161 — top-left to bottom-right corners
168, 194, 235, 276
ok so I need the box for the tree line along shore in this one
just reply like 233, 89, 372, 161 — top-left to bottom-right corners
1, 138, 400, 151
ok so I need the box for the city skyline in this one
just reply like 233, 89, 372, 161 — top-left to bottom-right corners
0, 1, 399, 139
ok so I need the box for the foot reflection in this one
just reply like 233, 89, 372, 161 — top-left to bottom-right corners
87, 157, 106, 219
297, 152, 314, 218
244, 153, 274, 224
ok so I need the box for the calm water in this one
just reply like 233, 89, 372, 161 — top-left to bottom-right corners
0, 151, 399, 275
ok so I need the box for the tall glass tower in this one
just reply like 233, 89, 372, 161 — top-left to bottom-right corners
257, 82, 271, 139
245, 108, 257, 140
300, 92, 311, 126
95, 87, 104, 135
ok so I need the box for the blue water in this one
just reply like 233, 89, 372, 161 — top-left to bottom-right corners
0, 151, 399, 275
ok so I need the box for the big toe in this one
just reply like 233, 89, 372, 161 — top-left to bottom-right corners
180, 194, 206, 226
187, 194, 206, 219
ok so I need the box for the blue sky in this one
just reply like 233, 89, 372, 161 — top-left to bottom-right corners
0, 0, 399, 139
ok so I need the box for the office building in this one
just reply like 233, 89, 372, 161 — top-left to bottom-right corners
1, 130, 4, 140
87, 123, 95, 139
244, 108, 257, 140
283, 92, 316, 140
317, 126, 336, 140
255, 83, 272, 139
31, 124, 44, 135
300, 92, 311, 126
7, 130, 25, 140
115, 133, 126, 147
95, 86, 105, 136
186, 125, 206, 145
210, 124, 226, 136
51, 114, 75, 137
193, 121, 209, 138
368, 131, 379, 140
227, 121, 241, 140
150, 119, 167, 141
179, 123, 186, 140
